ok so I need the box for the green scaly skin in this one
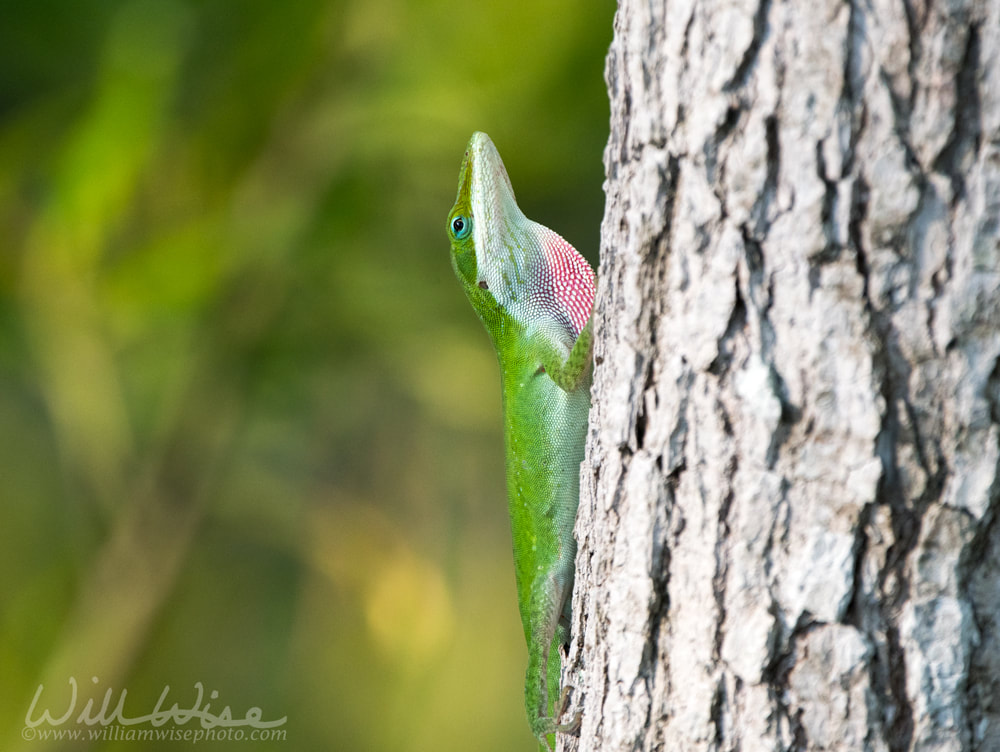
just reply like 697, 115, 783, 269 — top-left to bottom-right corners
447, 132, 594, 749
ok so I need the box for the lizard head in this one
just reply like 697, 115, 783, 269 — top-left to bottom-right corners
447, 132, 594, 348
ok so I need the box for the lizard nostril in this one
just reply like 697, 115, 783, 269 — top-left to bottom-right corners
478, 280, 489, 289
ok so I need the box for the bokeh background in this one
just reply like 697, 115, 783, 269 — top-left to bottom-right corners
0, 1, 613, 750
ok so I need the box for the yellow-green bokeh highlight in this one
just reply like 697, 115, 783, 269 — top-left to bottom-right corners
0, 0, 613, 750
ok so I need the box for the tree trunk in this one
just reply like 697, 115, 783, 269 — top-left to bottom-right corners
563, 1, 1000, 751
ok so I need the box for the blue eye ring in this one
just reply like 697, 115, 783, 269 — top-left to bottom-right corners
451, 214, 471, 239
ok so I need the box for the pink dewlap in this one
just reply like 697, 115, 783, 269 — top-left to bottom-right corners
539, 230, 595, 337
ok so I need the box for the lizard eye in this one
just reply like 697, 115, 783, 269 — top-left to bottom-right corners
451, 215, 471, 239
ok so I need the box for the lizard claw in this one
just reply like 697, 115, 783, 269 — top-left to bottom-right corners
555, 685, 581, 735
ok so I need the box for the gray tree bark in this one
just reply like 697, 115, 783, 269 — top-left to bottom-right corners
562, 1, 1000, 751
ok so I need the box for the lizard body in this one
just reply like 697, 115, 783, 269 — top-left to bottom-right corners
447, 132, 595, 748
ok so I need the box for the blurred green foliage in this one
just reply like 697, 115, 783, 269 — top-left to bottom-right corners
0, 0, 613, 749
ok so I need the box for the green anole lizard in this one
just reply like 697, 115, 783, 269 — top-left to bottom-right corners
447, 132, 595, 749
